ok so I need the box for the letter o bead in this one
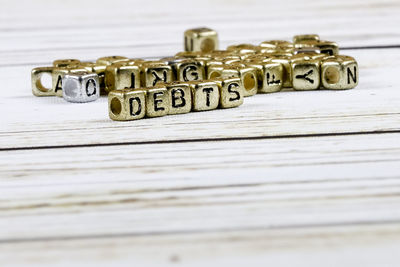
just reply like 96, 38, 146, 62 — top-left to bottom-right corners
108, 89, 146, 121
62, 72, 100, 103
321, 55, 358, 90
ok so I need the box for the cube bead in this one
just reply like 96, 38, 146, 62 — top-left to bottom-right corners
166, 82, 192, 115
108, 89, 146, 121
216, 78, 244, 109
321, 55, 358, 90
188, 80, 220, 111
291, 56, 321, 90
62, 72, 100, 103
184, 28, 219, 53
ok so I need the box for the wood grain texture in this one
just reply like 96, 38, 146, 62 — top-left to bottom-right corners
1, 0, 400, 266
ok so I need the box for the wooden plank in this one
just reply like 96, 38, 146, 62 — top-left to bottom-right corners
0, 133, 399, 239
0, 224, 400, 266
0, 133, 399, 265
0, 0, 399, 65
1, 48, 399, 149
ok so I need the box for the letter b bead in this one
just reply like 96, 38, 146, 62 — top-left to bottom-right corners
166, 82, 192, 115
62, 72, 100, 103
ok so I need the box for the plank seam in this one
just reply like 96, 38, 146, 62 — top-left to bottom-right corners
1, 130, 399, 152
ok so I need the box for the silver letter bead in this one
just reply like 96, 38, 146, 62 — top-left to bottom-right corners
62, 72, 100, 103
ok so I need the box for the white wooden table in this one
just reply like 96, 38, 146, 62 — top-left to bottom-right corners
1, 0, 400, 266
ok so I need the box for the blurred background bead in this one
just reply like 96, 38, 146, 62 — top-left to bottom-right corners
31, 67, 54, 96
105, 62, 141, 92
221, 64, 258, 97
53, 59, 81, 68
108, 89, 146, 121
184, 27, 219, 53
172, 59, 205, 82
321, 55, 358, 90
62, 72, 100, 103
293, 34, 320, 43
141, 61, 174, 87
270, 55, 293, 88
261, 62, 284, 93
96, 56, 129, 66
259, 40, 293, 50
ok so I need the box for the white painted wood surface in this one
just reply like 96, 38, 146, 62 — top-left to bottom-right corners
1, 0, 400, 266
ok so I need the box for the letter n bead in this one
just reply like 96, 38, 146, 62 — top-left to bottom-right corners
216, 78, 244, 109
62, 72, 100, 103
321, 55, 358, 90
108, 89, 146, 121
166, 82, 192, 115
188, 80, 220, 111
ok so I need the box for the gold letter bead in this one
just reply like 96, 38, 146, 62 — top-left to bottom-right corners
53, 59, 81, 68
321, 55, 358, 90
188, 80, 220, 111
143, 86, 170, 118
184, 28, 219, 53
291, 56, 321, 90
52, 66, 88, 97
108, 89, 146, 121
141, 61, 174, 87
166, 82, 192, 115
31, 67, 54, 96
105, 62, 141, 92
216, 78, 244, 109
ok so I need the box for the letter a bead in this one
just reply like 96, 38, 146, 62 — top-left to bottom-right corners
108, 89, 146, 121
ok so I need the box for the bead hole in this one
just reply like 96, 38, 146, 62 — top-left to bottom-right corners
325, 67, 340, 84
209, 71, 221, 79
110, 97, 122, 115
37, 72, 52, 92
243, 73, 256, 91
